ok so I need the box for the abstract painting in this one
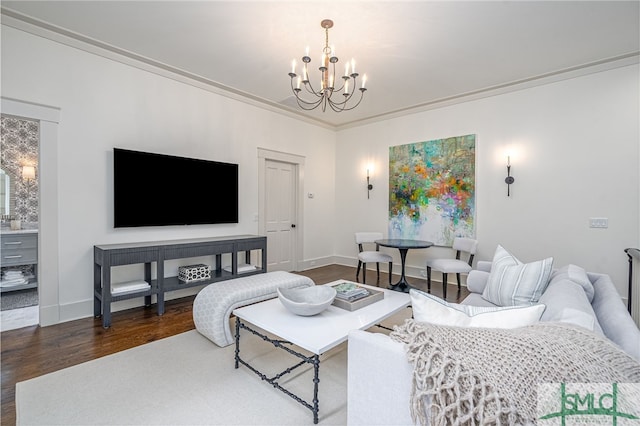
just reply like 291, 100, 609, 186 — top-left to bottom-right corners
389, 134, 476, 246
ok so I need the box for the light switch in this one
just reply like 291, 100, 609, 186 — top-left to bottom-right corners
589, 217, 608, 229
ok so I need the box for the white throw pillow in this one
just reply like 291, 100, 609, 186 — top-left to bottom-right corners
481, 245, 554, 306
410, 289, 546, 328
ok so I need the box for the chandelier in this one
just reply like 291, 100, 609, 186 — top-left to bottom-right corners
288, 19, 367, 112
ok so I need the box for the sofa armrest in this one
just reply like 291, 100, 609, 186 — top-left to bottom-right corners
589, 272, 640, 361
477, 261, 492, 272
467, 270, 490, 294
347, 330, 414, 425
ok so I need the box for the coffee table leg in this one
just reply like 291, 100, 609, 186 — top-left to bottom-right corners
234, 317, 241, 369
312, 354, 320, 424
234, 320, 323, 424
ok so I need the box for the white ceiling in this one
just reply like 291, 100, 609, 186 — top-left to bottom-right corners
2, 1, 639, 129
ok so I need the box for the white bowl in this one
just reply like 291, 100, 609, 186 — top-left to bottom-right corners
277, 286, 337, 316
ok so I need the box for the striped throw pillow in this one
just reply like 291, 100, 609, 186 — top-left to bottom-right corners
482, 245, 554, 306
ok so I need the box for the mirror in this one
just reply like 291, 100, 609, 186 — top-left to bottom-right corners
0, 168, 16, 216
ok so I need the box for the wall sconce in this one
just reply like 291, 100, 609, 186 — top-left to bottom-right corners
504, 156, 514, 196
22, 165, 36, 181
366, 168, 373, 199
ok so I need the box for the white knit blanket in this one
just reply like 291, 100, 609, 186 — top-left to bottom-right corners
390, 319, 640, 425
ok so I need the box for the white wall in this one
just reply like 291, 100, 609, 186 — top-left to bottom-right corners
335, 65, 640, 298
1, 25, 337, 324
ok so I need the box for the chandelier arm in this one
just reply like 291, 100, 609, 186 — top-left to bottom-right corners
303, 80, 323, 98
328, 90, 365, 112
294, 94, 324, 110
336, 90, 366, 111
324, 81, 357, 110
295, 100, 323, 111
290, 79, 325, 109
326, 95, 350, 112
294, 93, 324, 107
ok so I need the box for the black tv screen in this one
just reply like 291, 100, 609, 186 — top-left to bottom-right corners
113, 148, 238, 228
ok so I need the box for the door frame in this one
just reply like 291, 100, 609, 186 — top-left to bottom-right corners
2, 97, 61, 326
257, 148, 305, 272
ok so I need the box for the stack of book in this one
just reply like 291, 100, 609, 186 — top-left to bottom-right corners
333, 282, 370, 302
332, 281, 384, 311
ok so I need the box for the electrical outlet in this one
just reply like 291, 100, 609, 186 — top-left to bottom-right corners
589, 217, 608, 229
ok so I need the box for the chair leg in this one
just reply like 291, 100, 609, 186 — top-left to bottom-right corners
376, 263, 380, 283
456, 273, 461, 290
362, 263, 366, 284
442, 273, 448, 300
356, 261, 362, 280
427, 267, 432, 292
388, 262, 393, 285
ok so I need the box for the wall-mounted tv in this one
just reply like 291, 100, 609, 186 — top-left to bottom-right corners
113, 148, 238, 228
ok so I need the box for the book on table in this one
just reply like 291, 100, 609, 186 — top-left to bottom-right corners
332, 282, 370, 301
331, 282, 384, 311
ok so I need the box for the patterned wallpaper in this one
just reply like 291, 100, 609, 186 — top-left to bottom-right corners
0, 115, 39, 223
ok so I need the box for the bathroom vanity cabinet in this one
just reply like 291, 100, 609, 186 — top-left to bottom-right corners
0, 230, 38, 293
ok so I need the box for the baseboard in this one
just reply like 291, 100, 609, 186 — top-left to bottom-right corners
298, 255, 336, 271
38, 303, 60, 326
58, 299, 93, 324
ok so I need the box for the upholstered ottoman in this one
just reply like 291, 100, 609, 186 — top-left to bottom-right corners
193, 271, 315, 347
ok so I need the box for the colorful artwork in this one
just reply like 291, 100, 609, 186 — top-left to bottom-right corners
389, 135, 476, 246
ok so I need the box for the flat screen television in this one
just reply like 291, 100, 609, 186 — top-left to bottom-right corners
113, 148, 238, 228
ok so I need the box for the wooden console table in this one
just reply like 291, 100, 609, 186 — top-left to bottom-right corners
94, 235, 267, 328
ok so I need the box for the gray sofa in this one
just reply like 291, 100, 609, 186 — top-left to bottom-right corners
347, 263, 640, 425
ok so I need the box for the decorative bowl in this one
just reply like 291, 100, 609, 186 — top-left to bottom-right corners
277, 286, 337, 316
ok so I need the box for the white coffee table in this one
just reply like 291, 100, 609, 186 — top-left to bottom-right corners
232, 280, 411, 424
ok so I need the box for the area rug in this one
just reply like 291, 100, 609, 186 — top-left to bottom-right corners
16, 326, 351, 425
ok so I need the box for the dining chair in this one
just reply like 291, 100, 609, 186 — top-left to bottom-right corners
426, 237, 478, 299
355, 232, 393, 285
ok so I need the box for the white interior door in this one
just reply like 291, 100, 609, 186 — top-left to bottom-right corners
265, 160, 296, 271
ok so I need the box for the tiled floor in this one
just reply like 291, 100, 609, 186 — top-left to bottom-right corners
0, 305, 39, 331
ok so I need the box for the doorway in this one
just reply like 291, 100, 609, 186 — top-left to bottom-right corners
0, 115, 40, 331
258, 148, 305, 272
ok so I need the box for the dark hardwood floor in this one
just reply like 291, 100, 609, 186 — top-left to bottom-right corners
0, 264, 469, 425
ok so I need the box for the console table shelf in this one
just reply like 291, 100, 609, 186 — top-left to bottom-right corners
94, 235, 267, 328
